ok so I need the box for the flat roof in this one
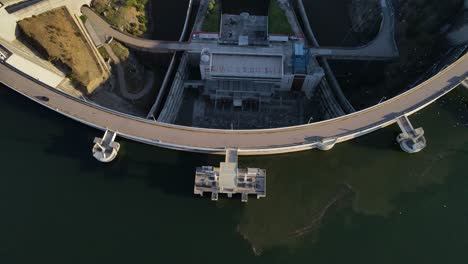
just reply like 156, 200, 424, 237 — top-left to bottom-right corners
220, 13, 268, 46
6, 54, 63, 88
210, 53, 283, 79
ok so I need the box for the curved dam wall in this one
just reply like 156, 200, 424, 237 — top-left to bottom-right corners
1, 50, 466, 155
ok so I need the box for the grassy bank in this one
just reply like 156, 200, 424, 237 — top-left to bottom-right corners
268, 0, 293, 35
18, 7, 106, 94
110, 41, 130, 62
92, 0, 148, 36
202, 0, 221, 32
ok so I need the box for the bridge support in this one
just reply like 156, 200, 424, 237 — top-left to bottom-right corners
316, 138, 337, 151
396, 115, 426, 154
92, 129, 120, 162
462, 78, 468, 89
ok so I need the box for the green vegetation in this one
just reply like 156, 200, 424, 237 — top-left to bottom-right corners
109, 40, 130, 62
268, 0, 293, 35
202, 0, 220, 32
79, 14, 87, 23
98, 46, 110, 61
92, 0, 148, 36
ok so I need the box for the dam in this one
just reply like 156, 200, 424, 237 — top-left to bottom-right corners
0, 0, 466, 159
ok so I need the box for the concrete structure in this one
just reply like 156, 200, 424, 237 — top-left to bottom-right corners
152, 8, 317, 128
396, 115, 426, 153
0, 1, 466, 157
296, 0, 398, 60
145, 0, 194, 120
191, 44, 301, 128
92, 129, 120, 162
462, 77, 468, 88
316, 138, 337, 151
81, 6, 398, 60
219, 13, 268, 46
194, 149, 266, 202
296, 0, 357, 114
277, 0, 348, 118
208, 53, 284, 81
302, 68, 325, 99
157, 52, 190, 123
0, 49, 466, 155
5, 54, 63, 88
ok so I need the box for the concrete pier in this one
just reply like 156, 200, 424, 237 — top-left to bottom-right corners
462, 78, 468, 88
194, 148, 266, 202
396, 115, 426, 153
92, 130, 120, 162
316, 138, 337, 151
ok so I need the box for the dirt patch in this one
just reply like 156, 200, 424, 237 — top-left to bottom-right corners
18, 7, 107, 94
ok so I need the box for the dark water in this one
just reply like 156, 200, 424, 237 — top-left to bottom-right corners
2, 0, 468, 262
301, 0, 366, 46
150, 0, 190, 40
222, 0, 270, 15
1, 82, 468, 263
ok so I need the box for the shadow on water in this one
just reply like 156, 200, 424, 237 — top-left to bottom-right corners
235, 89, 468, 254
300, 0, 381, 47
150, 0, 190, 40
265, 144, 468, 264
42, 123, 223, 197
0, 84, 219, 198
437, 85, 468, 125
340, 126, 404, 153
222, 0, 270, 15
2, 79, 468, 262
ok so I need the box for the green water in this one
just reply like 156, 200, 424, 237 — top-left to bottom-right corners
0, 84, 467, 263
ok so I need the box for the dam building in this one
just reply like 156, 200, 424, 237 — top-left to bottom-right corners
196, 11, 325, 102
182, 12, 325, 129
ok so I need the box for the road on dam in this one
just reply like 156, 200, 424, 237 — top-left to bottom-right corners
0, 50, 466, 154
81, 6, 397, 60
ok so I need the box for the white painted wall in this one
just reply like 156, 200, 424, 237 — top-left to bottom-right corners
6, 54, 64, 88
0, 9, 18, 41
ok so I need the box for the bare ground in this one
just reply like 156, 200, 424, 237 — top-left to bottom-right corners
18, 7, 107, 94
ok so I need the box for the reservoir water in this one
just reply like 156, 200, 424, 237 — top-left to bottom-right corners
1, 0, 468, 262
1, 83, 468, 263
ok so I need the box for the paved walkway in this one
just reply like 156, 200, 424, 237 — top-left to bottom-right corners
1, 51, 466, 154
